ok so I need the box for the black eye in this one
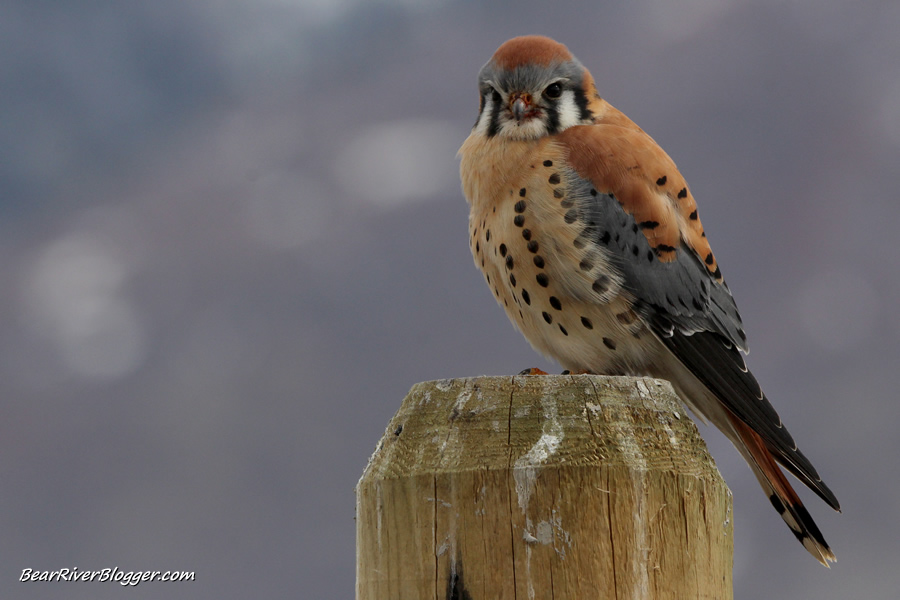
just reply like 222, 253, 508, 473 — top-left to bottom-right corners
543, 82, 563, 99
491, 89, 502, 103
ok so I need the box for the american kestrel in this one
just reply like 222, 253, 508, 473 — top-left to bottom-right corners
459, 35, 839, 565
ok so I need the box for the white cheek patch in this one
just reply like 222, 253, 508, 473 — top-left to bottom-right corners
556, 90, 583, 130
474, 95, 495, 137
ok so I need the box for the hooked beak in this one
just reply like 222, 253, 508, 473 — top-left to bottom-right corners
509, 93, 534, 122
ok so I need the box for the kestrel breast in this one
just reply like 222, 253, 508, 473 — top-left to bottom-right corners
465, 136, 654, 375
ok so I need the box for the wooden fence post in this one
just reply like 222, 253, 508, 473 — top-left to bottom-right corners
356, 375, 733, 599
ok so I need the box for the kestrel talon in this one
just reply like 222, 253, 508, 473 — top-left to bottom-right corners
459, 35, 839, 565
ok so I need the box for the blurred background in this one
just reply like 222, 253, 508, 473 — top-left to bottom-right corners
2, 0, 898, 597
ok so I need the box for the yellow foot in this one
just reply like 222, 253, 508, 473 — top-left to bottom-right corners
518, 368, 550, 375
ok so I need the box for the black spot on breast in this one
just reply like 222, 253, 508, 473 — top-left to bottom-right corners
522, 289, 531, 305
616, 311, 636, 325
513, 215, 525, 227
581, 317, 593, 329
549, 173, 561, 184
599, 231, 611, 245
485, 273, 490, 284
522, 229, 532, 240
564, 209, 578, 224
656, 176, 667, 186
689, 209, 698, 220
475, 241, 480, 253
499, 244, 507, 256
506, 256, 514, 269
639, 221, 659, 230
705, 252, 714, 265
573, 237, 586, 249
558, 324, 568, 335
543, 159, 553, 167
514, 200, 526, 213
519, 188, 527, 197
592, 276, 610, 294
579, 258, 593, 271
632, 246, 639, 256
486, 230, 490, 241
509, 273, 516, 287
527, 241, 539, 253
553, 189, 564, 199
536, 273, 549, 287
590, 188, 598, 196
533, 255, 545, 268
678, 187, 688, 199
549, 296, 561, 310
603, 337, 617, 350
542, 311, 552, 324
560, 198, 574, 208
647, 250, 654, 262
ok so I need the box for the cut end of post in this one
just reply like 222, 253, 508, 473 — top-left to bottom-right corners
356, 375, 733, 600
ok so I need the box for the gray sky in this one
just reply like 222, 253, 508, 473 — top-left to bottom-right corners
2, 0, 899, 597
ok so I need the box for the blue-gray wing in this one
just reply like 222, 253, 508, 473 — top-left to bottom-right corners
565, 171, 838, 509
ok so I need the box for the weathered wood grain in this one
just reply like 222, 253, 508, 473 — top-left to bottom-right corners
356, 375, 733, 599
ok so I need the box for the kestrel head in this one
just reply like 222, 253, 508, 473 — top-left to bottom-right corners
473, 36, 597, 141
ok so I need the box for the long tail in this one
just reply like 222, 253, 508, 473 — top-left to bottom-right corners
728, 413, 836, 566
